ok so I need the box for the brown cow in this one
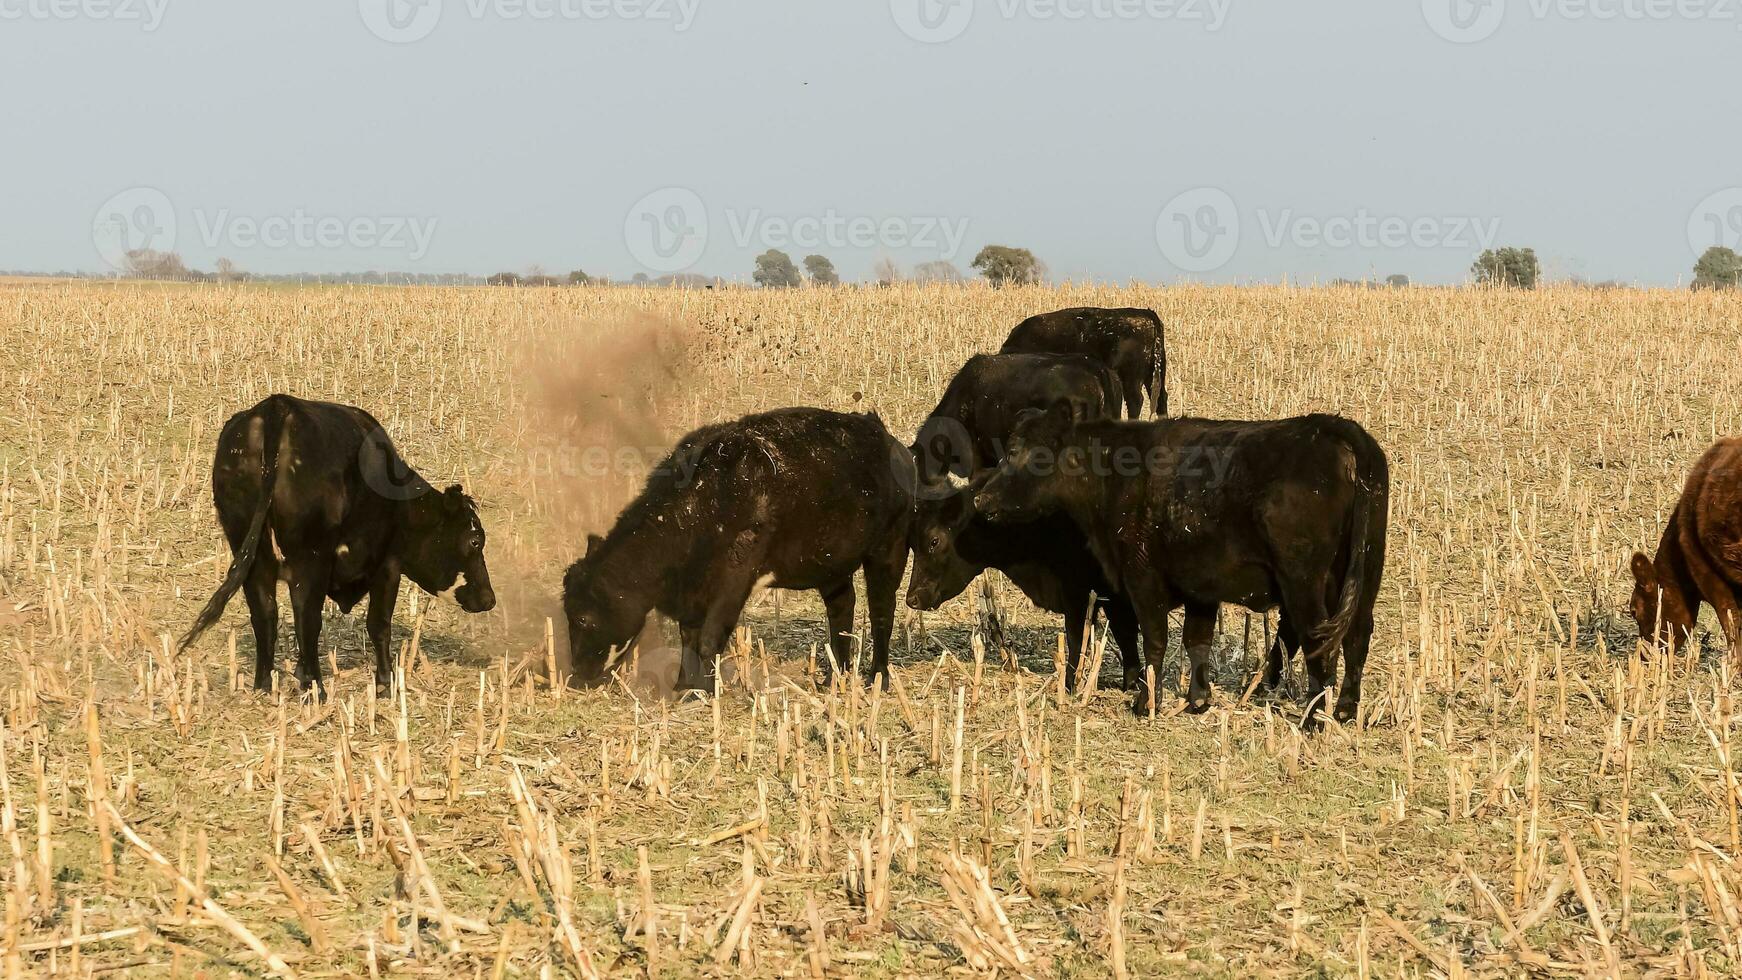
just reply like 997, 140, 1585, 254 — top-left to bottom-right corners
1630, 438, 1742, 652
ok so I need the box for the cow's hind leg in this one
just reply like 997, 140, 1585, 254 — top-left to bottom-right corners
244, 550, 280, 693
1119, 364, 1145, 419
1276, 573, 1335, 730
863, 543, 908, 689
818, 580, 856, 687
1333, 605, 1375, 725
285, 556, 332, 697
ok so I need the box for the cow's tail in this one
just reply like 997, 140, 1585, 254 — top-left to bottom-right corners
178, 399, 287, 652
1148, 313, 1167, 418
1303, 420, 1388, 663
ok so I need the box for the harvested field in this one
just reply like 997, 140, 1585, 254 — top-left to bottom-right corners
2, 279, 1741, 976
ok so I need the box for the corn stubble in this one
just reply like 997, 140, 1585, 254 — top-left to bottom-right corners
0, 278, 1740, 975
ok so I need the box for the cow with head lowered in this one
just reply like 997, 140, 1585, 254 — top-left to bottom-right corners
974, 404, 1388, 728
1629, 437, 1742, 654
907, 481, 1144, 690
562, 408, 913, 692
907, 351, 1140, 689
1000, 307, 1166, 419
180, 394, 496, 695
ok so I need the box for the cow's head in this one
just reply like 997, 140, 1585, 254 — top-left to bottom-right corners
561, 533, 648, 688
906, 483, 983, 611
403, 485, 495, 613
1628, 550, 1693, 650
973, 401, 1087, 523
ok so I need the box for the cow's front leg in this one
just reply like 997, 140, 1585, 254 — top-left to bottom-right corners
1181, 602, 1217, 713
367, 571, 402, 695
1121, 570, 1173, 717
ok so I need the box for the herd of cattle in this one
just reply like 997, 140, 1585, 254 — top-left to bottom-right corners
178, 307, 1742, 729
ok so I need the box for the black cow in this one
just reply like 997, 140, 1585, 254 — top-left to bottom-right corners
974, 405, 1388, 727
907, 483, 1143, 690
179, 394, 496, 694
1000, 307, 1166, 419
562, 408, 913, 692
912, 352, 1121, 485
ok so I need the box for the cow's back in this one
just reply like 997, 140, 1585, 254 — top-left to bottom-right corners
1001, 307, 1159, 364
664, 408, 911, 575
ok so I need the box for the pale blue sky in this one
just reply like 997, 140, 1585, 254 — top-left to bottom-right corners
3, 0, 1736, 284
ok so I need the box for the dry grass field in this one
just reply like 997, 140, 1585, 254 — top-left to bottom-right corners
2, 278, 1742, 977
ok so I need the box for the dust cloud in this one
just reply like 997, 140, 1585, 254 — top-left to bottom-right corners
481, 312, 696, 697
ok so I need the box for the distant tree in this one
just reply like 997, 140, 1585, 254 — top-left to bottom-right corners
1385, 274, 1409, 288
872, 258, 902, 284
913, 260, 963, 283
1471, 247, 1539, 288
1692, 246, 1742, 290
752, 249, 801, 288
123, 249, 190, 280
631, 272, 650, 285
214, 257, 241, 283
522, 274, 562, 287
970, 245, 1042, 287
568, 269, 596, 285
802, 254, 839, 286
487, 272, 521, 286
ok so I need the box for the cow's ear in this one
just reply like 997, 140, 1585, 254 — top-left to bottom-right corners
1046, 399, 1077, 426
586, 533, 605, 557
442, 484, 466, 511
1013, 407, 1046, 428
1065, 397, 1094, 423
1630, 551, 1655, 587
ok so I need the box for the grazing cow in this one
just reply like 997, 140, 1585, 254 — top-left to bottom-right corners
906, 483, 1143, 690
562, 408, 913, 692
1629, 438, 1742, 652
179, 394, 496, 694
1000, 307, 1166, 419
973, 405, 1388, 727
912, 352, 1121, 485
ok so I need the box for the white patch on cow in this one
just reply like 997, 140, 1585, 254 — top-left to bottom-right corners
944, 471, 970, 490
336, 544, 350, 560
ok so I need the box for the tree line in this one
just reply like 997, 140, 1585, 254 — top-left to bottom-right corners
69, 242, 1742, 290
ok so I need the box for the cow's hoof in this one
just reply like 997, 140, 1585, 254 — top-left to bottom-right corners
1129, 695, 1155, 718
1333, 704, 1358, 725
1183, 697, 1211, 715
1120, 670, 1140, 691
861, 671, 890, 692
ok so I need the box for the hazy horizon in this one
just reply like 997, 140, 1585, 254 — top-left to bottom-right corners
4, 0, 1738, 286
